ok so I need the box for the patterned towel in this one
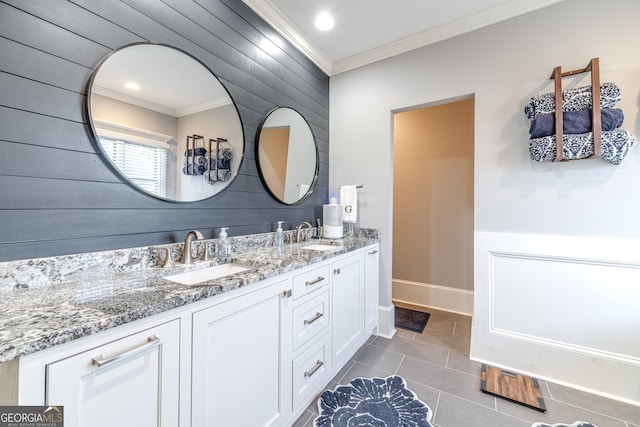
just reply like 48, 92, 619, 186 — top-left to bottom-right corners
184, 147, 207, 157
524, 82, 621, 120
203, 168, 232, 184
528, 128, 636, 165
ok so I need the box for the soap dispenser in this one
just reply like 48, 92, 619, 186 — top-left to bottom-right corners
274, 221, 284, 248
215, 227, 231, 260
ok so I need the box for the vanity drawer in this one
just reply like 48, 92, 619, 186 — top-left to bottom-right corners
292, 264, 330, 299
292, 332, 331, 410
292, 290, 330, 351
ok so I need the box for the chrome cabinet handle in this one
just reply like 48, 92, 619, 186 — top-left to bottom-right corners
333, 268, 341, 275
304, 360, 324, 378
305, 276, 325, 286
367, 250, 379, 255
92, 335, 161, 368
304, 312, 324, 325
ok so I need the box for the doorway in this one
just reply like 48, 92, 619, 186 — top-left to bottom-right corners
392, 96, 474, 315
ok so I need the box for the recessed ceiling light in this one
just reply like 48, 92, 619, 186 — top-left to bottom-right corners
124, 81, 141, 91
314, 12, 335, 31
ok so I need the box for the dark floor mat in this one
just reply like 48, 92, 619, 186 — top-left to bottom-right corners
395, 307, 430, 333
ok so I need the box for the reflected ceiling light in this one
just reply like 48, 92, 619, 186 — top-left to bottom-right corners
124, 81, 141, 91
314, 12, 335, 31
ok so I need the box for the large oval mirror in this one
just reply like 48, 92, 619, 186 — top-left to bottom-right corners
256, 107, 318, 205
87, 43, 244, 202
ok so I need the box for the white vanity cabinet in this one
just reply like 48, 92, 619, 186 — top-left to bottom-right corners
11, 242, 380, 427
331, 252, 364, 369
191, 278, 291, 427
32, 319, 180, 427
364, 244, 380, 336
289, 263, 332, 414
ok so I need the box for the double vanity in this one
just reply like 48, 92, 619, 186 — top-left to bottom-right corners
0, 230, 379, 427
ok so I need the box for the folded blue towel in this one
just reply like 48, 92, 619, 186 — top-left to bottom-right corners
184, 147, 207, 157
529, 108, 624, 138
182, 164, 207, 175
209, 158, 231, 169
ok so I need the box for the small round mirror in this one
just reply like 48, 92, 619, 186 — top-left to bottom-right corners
255, 107, 319, 205
87, 43, 244, 202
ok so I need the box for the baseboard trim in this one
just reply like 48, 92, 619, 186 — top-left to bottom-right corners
392, 279, 473, 316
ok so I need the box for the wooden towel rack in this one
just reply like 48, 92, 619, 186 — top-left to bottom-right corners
549, 57, 601, 162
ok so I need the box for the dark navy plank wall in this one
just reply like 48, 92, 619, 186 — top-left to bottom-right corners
0, 0, 329, 261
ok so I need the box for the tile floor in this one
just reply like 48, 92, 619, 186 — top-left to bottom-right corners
293, 306, 640, 427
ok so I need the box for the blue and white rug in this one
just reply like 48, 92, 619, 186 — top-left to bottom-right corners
314, 375, 432, 427
532, 422, 598, 427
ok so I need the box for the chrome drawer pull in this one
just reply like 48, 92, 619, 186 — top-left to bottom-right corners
92, 335, 161, 368
367, 249, 379, 255
304, 312, 324, 325
304, 360, 324, 378
305, 276, 325, 286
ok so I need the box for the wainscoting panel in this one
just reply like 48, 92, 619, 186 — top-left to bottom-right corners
472, 231, 640, 406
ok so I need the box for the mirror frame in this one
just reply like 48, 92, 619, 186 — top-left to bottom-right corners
255, 107, 319, 205
85, 42, 245, 203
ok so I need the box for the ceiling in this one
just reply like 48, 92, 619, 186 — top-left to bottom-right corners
242, 0, 564, 76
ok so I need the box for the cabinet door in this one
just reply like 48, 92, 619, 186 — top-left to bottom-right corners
191, 279, 291, 427
331, 253, 363, 368
364, 245, 380, 335
46, 319, 180, 427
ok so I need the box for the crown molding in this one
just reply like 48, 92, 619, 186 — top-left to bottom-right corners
241, 0, 333, 75
243, 0, 565, 76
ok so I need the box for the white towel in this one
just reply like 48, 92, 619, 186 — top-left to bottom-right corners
340, 185, 358, 223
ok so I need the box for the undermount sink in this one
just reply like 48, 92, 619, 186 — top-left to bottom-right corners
164, 264, 251, 285
301, 244, 340, 251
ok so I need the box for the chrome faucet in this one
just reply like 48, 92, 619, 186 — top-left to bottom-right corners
183, 230, 204, 264
295, 221, 313, 243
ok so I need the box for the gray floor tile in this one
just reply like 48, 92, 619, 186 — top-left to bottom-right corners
397, 354, 497, 409
446, 349, 483, 377
428, 309, 472, 326
453, 322, 471, 337
340, 360, 395, 384
294, 308, 637, 427
546, 382, 640, 424
291, 410, 313, 427
415, 327, 471, 355
370, 334, 450, 366
394, 327, 417, 339
497, 396, 628, 427
331, 359, 355, 383
434, 392, 529, 427
425, 316, 455, 334
351, 342, 405, 373
404, 379, 440, 413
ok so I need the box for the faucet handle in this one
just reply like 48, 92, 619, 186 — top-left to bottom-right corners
155, 246, 174, 268
203, 242, 211, 261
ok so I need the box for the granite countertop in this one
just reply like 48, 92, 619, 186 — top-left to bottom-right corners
0, 237, 378, 363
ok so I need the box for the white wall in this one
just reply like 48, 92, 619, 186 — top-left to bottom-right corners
330, 0, 640, 403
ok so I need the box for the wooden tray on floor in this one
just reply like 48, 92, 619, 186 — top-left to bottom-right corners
480, 364, 546, 412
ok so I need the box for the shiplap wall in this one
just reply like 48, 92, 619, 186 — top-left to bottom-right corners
0, 0, 329, 261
